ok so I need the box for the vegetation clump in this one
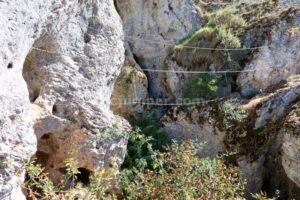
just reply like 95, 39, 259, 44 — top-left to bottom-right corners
182, 74, 221, 100
172, 5, 247, 69
132, 112, 169, 150
24, 125, 279, 200
219, 100, 247, 130
121, 141, 246, 200
24, 159, 58, 199
172, 6, 248, 99
121, 128, 159, 172
24, 126, 246, 200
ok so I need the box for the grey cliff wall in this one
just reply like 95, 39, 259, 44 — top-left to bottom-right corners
0, 0, 125, 199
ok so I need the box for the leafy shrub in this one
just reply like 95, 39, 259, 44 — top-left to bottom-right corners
121, 128, 159, 172
120, 141, 246, 200
133, 112, 169, 150
120, 114, 168, 198
64, 158, 81, 184
171, 5, 248, 79
219, 100, 247, 129
92, 126, 129, 142
182, 74, 221, 100
24, 158, 118, 200
24, 159, 58, 199
252, 191, 279, 200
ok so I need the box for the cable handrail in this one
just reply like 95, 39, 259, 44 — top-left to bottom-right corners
85, 25, 268, 51
30, 47, 255, 74
124, 35, 268, 51
142, 68, 255, 74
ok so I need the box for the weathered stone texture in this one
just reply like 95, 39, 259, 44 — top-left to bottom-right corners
0, 0, 125, 198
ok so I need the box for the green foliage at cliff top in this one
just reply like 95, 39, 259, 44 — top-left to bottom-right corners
171, 6, 247, 70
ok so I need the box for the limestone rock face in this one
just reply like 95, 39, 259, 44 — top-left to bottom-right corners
111, 47, 148, 119
279, 0, 300, 6
162, 104, 226, 157
237, 156, 265, 195
238, 8, 300, 97
115, 0, 202, 97
245, 76, 300, 129
0, 0, 125, 198
282, 102, 300, 188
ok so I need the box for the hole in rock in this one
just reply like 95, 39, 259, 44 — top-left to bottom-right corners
22, 50, 41, 103
7, 62, 13, 69
51, 102, 69, 119
76, 168, 91, 185
59, 167, 67, 173
41, 133, 51, 140
84, 33, 92, 43
52, 104, 58, 115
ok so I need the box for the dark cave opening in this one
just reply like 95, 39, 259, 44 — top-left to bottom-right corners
76, 168, 92, 185
7, 62, 13, 69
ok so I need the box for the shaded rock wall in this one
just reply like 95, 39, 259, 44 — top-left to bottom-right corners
162, 103, 226, 157
282, 102, 300, 188
259, 92, 300, 199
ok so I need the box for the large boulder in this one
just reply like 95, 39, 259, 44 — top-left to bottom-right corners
0, 0, 125, 198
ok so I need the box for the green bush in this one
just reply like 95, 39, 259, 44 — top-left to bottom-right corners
24, 159, 58, 199
120, 141, 246, 200
171, 5, 247, 70
121, 128, 159, 172
24, 127, 276, 200
133, 112, 169, 150
182, 74, 221, 100
219, 100, 247, 130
